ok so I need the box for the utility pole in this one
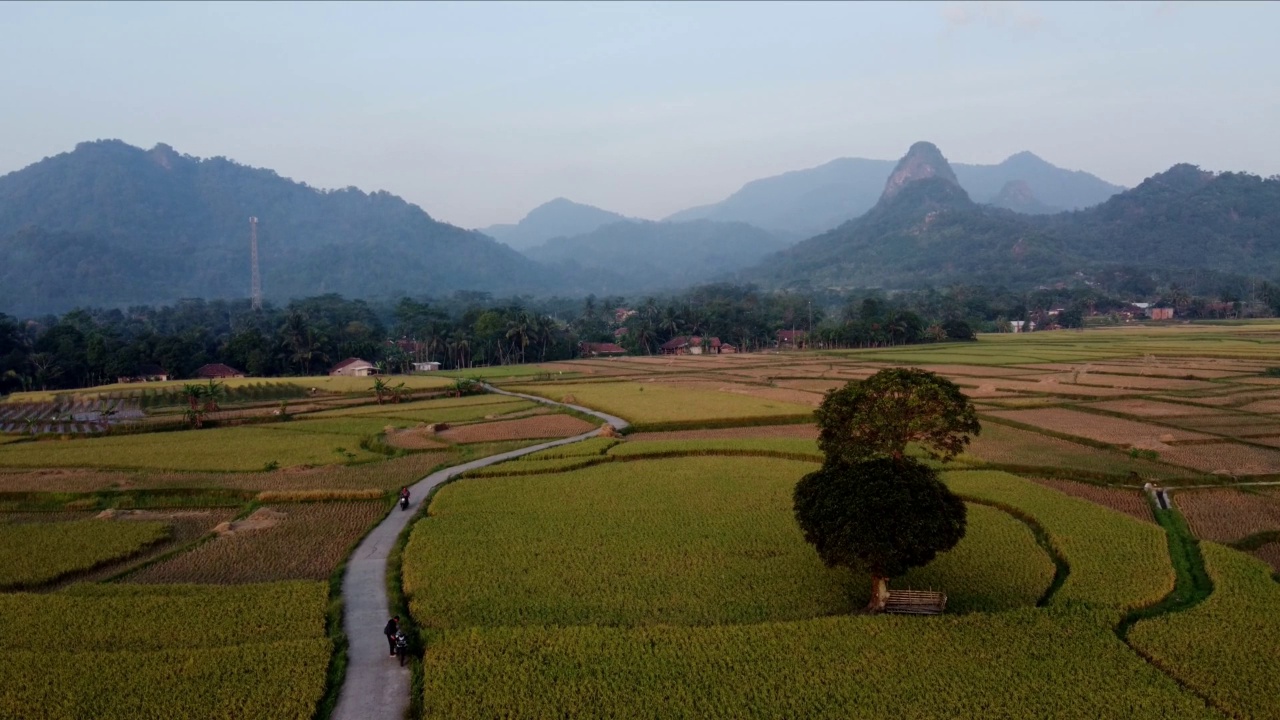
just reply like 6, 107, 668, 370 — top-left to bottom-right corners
249, 217, 262, 311
808, 300, 813, 350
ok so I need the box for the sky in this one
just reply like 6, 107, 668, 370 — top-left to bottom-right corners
0, 1, 1277, 228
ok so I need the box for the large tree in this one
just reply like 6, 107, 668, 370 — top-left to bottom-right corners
798, 368, 979, 612
794, 457, 966, 612
815, 367, 980, 464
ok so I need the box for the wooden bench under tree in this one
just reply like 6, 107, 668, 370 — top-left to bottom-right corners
883, 590, 947, 615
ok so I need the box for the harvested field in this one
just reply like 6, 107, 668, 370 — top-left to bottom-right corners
1031, 479, 1154, 524
1175, 489, 1280, 542
986, 408, 1212, 446
1255, 542, 1280, 572
1152, 442, 1280, 476
126, 500, 386, 584
436, 414, 597, 444
383, 429, 451, 450
1086, 400, 1222, 418
0, 450, 457, 493
956, 378, 1134, 397
1014, 363, 1248, 379
959, 422, 1187, 479
1237, 398, 1280, 414
626, 424, 818, 442
769, 379, 847, 394
506, 382, 814, 427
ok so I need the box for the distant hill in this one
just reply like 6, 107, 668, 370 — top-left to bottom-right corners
480, 198, 632, 250
0, 141, 568, 315
739, 142, 1280, 291
988, 180, 1059, 215
667, 150, 1123, 236
524, 219, 792, 293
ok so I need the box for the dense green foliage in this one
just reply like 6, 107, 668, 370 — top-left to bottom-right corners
793, 458, 967, 580
0, 140, 573, 314
815, 368, 980, 463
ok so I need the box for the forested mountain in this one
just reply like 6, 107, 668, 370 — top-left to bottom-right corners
667, 150, 1123, 236
523, 219, 792, 292
989, 180, 1059, 215
479, 198, 632, 250
0, 140, 570, 315
741, 142, 1280, 292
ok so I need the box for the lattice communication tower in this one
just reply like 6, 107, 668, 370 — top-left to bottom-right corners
249, 217, 262, 310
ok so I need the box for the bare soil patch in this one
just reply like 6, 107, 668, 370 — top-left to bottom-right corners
1154, 442, 1280, 476
437, 414, 597, 444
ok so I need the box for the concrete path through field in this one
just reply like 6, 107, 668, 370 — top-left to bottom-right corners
331, 386, 628, 720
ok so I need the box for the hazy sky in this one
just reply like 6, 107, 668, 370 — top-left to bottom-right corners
1, 1, 1276, 227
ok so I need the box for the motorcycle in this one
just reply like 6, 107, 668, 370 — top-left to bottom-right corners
394, 629, 409, 666
399, 494, 410, 511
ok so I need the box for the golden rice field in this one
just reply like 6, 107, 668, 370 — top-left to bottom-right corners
406, 457, 1054, 630
1129, 544, 1280, 720
0, 581, 330, 720
505, 381, 814, 429
0, 518, 170, 589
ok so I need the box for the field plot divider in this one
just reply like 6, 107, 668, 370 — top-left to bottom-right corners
329, 387, 626, 720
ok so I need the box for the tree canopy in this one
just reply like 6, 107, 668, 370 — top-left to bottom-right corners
814, 368, 980, 464
793, 457, 967, 580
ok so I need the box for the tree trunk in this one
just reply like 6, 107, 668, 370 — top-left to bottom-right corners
867, 575, 890, 613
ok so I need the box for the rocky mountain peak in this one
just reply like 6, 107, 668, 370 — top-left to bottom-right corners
879, 141, 960, 202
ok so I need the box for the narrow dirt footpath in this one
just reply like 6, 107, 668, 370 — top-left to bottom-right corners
331, 387, 627, 720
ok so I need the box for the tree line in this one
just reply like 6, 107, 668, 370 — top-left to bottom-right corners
3, 280, 1276, 394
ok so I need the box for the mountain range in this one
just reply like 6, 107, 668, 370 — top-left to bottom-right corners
741, 141, 1280, 292
1, 138, 1277, 315
665, 150, 1124, 237
0, 141, 571, 314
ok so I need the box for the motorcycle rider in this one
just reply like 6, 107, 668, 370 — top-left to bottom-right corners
384, 616, 400, 656
399, 486, 411, 510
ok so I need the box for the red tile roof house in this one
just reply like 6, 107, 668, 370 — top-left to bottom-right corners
659, 336, 729, 355
776, 330, 808, 349
195, 363, 245, 379
329, 358, 379, 377
579, 342, 627, 357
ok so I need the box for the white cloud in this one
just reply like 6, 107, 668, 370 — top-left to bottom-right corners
940, 1, 1046, 34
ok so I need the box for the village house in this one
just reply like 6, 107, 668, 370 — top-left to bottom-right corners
329, 358, 379, 377
194, 363, 245, 379
411, 361, 442, 372
776, 330, 808, 350
579, 341, 627, 358
659, 336, 731, 355
117, 363, 169, 384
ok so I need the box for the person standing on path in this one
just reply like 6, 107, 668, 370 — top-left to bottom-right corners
384, 616, 400, 657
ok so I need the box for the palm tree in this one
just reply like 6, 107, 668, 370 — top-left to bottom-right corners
659, 306, 683, 340
505, 311, 533, 364
181, 384, 208, 428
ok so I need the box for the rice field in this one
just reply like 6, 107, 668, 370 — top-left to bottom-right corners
1030, 478, 1155, 524
505, 382, 814, 428
405, 458, 1053, 631
957, 421, 1189, 480
985, 408, 1212, 447
0, 581, 330, 720
126, 501, 386, 584
1129, 544, 1280, 720
0, 518, 170, 589
1175, 489, 1280, 542
0, 426, 385, 472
